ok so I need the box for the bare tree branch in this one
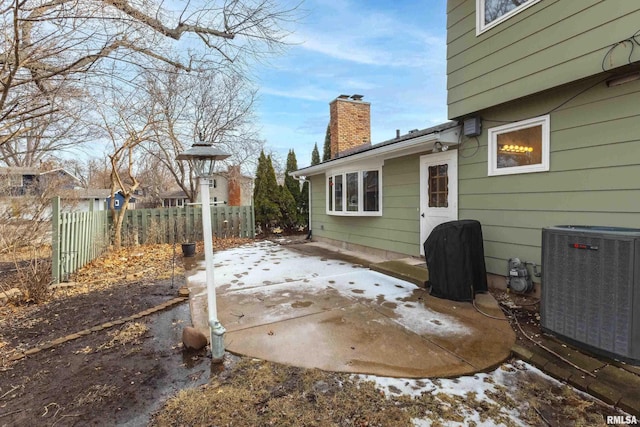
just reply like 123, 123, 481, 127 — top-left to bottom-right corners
0, 0, 300, 154
140, 66, 262, 203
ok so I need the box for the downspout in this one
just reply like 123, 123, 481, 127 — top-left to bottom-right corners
293, 175, 311, 240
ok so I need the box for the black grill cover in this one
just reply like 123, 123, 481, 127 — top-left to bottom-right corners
423, 219, 488, 302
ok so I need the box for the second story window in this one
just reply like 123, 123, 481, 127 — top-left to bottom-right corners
477, 0, 540, 35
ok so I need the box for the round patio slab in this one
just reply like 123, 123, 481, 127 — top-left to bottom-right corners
185, 241, 515, 378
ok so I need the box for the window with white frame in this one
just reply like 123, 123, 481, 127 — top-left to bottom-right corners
327, 168, 381, 216
488, 115, 550, 176
476, 0, 541, 34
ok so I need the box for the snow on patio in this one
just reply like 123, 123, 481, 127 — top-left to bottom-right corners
187, 240, 473, 337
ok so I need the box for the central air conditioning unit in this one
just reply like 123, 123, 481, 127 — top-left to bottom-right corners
541, 226, 640, 364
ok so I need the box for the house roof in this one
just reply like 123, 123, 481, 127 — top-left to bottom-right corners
77, 189, 112, 199
39, 168, 80, 181
0, 167, 39, 175
160, 190, 189, 199
0, 166, 80, 183
291, 121, 461, 177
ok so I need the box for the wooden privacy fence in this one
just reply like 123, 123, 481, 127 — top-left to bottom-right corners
51, 196, 109, 284
52, 201, 255, 283
115, 205, 255, 245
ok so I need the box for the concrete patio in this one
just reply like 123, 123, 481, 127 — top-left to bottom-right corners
183, 240, 515, 378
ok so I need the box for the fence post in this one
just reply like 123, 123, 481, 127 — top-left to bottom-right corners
51, 196, 61, 284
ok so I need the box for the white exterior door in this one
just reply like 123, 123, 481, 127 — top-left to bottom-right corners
419, 151, 458, 255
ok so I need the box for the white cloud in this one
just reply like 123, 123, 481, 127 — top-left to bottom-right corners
260, 86, 336, 102
288, 1, 446, 69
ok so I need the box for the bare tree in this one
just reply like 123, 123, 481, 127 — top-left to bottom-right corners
143, 68, 264, 203
60, 158, 90, 189
0, 0, 298, 151
86, 158, 115, 189
136, 151, 176, 207
95, 88, 159, 249
0, 99, 91, 167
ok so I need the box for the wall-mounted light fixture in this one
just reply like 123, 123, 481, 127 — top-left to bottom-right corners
432, 141, 449, 153
606, 72, 640, 87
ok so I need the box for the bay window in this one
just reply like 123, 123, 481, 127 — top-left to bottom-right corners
327, 168, 381, 216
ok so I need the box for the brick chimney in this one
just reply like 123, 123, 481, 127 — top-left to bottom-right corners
329, 94, 371, 159
227, 165, 241, 206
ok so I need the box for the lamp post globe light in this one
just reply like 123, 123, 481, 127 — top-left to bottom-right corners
176, 141, 230, 362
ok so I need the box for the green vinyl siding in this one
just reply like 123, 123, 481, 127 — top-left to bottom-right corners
309, 155, 424, 257
458, 75, 640, 279
447, 0, 640, 118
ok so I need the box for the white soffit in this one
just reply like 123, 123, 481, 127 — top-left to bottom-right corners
291, 126, 461, 177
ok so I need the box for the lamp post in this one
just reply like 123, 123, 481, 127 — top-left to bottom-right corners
177, 141, 230, 362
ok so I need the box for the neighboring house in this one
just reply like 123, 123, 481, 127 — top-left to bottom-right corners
0, 167, 113, 217
445, 0, 640, 287
0, 167, 80, 196
106, 191, 136, 211
50, 188, 112, 213
160, 165, 254, 208
291, 95, 461, 258
70, 189, 111, 212
161, 190, 190, 208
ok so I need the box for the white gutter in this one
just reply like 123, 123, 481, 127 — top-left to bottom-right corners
290, 126, 461, 178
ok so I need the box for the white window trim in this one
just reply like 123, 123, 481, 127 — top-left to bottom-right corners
476, 0, 541, 35
326, 165, 383, 217
488, 115, 550, 176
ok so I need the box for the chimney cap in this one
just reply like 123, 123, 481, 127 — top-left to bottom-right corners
337, 94, 350, 99
351, 94, 364, 101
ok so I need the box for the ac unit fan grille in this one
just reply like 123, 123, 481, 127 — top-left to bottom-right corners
541, 227, 639, 363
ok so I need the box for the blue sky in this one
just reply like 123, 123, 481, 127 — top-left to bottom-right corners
254, 0, 449, 169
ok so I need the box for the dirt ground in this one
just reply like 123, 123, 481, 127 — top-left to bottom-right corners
0, 277, 212, 426
0, 241, 240, 426
0, 239, 625, 426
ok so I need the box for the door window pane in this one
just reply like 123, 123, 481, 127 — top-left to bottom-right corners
428, 164, 448, 208
363, 170, 379, 212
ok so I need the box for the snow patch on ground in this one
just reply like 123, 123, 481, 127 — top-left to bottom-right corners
189, 241, 362, 290
356, 362, 542, 427
391, 303, 472, 337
